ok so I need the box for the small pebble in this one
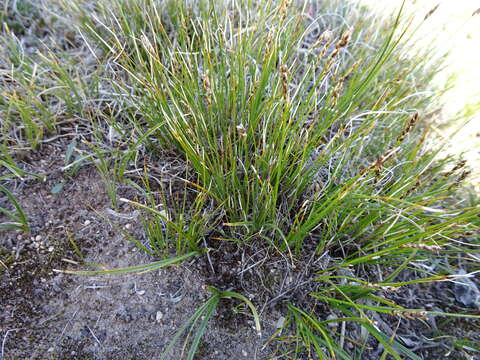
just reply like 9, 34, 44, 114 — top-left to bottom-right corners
84, 220, 91, 226
48, 247, 54, 252
155, 311, 163, 323
137, 290, 146, 295
125, 223, 132, 230
326, 314, 338, 328
33, 288, 45, 297
242, 350, 248, 357
47, 347, 54, 352
275, 316, 285, 329
35, 235, 42, 242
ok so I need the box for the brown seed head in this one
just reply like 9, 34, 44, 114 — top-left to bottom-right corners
457, 170, 471, 183
236, 123, 247, 139
336, 29, 352, 49
280, 64, 289, 97
443, 160, 466, 178
392, 311, 428, 320
399, 243, 442, 252
365, 283, 399, 292
202, 72, 210, 92
397, 112, 419, 143
279, 0, 292, 21
320, 30, 333, 42
424, 4, 440, 20
263, 28, 275, 63
201, 72, 212, 105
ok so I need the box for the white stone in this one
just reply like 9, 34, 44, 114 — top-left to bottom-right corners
275, 316, 286, 329
326, 314, 338, 328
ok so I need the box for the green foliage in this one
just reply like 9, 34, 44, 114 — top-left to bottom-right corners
54, 251, 199, 275
0, 150, 41, 232
161, 286, 261, 360
0, 25, 101, 150
0, 0, 39, 35
73, 0, 478, 246
0, 182, 28, 232
10, 0, 478, 358
63, 0, 480, 357
130, 172, 221, 257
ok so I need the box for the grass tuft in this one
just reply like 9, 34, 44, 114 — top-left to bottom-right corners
3, 0, 477, 358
